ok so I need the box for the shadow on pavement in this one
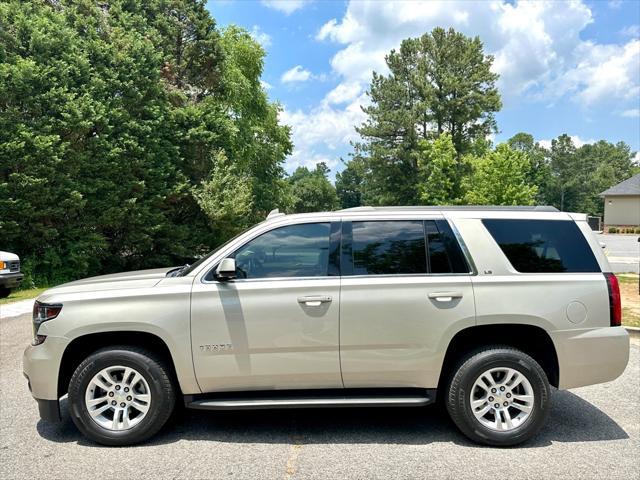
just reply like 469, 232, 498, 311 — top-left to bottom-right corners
37, 390, 629, 448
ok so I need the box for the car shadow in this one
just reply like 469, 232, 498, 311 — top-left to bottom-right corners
37, 390, 629, 448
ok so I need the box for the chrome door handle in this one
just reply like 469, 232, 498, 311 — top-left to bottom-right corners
297, 295, 332, 307
428, 292, 463, 302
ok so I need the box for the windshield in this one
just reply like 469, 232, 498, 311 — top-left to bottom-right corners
175, 226, 256, 277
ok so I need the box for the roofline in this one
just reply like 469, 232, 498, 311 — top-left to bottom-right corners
599, 193, 640, 197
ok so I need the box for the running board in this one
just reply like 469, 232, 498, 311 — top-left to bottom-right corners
184, 388, 436, 411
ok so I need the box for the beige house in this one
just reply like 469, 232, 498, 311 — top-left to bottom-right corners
599, 173, 640, 227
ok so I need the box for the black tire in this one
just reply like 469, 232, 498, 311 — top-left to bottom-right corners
68, 346, 176, 446
0, 287, 11, 298
446, 346, 551, 447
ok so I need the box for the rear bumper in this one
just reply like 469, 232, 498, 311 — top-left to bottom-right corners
0, 272, 24, 289
552, 326, 630, 389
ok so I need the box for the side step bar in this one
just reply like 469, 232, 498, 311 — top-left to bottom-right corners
184, 389, 436, 411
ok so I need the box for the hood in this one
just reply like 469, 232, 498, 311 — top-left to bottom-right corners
0, 251, 20, 261
38, 267, 176, 301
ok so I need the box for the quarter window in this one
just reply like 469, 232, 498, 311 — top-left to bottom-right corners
231, 223, 332, 279
482, 219, 600, 273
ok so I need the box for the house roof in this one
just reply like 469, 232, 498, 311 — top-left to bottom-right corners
599, 173, 640, 197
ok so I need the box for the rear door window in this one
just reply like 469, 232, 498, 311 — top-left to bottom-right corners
350, 221, 427, 275
482, 219, 600, 273
425, 220, 470, 274
341, 219, 469, 276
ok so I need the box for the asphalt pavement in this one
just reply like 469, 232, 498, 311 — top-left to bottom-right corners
597, 233, 640, 274
1, 311, 639, 480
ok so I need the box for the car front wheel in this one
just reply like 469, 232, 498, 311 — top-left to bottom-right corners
68, 346, 176, 446
446, 347, 551, 447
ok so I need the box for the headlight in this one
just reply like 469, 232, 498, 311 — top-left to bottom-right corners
32, 301, 62, 345
0, 261, 6, 269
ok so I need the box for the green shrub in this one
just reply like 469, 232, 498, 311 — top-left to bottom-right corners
608, 227, 619, 234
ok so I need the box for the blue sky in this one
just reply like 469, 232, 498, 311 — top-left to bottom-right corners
208, 0, 640, 178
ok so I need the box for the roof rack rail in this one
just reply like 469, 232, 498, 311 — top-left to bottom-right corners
339, 205, 560, 212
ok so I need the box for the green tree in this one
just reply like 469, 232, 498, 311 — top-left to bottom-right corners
507, 132, 550, 203
335, 156, 367, 208
354, 27, 501, 205
416, 133, 459, 205
0, 0, 291, 284
547, 134, 582, 211
463, 144, 537, 205
575, 141, 636, 215
288, 163, 339, 213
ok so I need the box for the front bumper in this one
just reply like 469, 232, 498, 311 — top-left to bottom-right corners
23, 336, 68, 422
22, 373, 61, 421
0, 272, 24, 289
552, 326, 630, 389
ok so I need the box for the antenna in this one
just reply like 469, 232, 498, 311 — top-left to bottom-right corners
266, 208, 285, 220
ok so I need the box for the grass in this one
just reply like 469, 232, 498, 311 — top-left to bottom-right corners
618, 274, 639, 328
0, 287, 48, 305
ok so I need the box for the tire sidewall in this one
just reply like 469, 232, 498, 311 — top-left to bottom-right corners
68, 349, 173, 446
453, 351, 550, 446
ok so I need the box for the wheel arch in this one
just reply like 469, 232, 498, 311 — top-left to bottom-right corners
58, 331, 182, 398
437, 324, 560, 393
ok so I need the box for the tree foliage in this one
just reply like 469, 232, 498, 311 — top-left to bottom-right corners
463, 144, 537, 206
354, 27, 501, 205
288, 163, 339, 213
0, 0, 291, 284
417, 134, 458, 205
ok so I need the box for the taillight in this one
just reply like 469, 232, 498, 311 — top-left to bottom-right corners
604, 273, 622, 327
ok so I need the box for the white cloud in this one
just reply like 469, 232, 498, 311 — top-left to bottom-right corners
538, 135, 596, 150
250, 25, 271, 48
547, 40, 640, 106
323, 82, 362, 105
261, 0, 309, 15
620, 24, 640, 38
621, 108, 640, 118
260, 80, 273, 90
281, 65, 312, 83
317, 0, 601, 100
279, 95, 368, 172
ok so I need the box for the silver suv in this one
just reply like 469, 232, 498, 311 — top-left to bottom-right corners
23, 206, 630, 446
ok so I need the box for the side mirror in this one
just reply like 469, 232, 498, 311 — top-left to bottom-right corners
215, 258, 236, 281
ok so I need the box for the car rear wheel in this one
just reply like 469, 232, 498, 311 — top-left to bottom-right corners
446, 347, 551, 447
68, 346, 176, 446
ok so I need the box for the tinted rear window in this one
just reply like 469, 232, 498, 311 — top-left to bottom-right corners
351, 221, 427, 275
426, 220, 470, 274
342, 220, 469, 276
482, 219, 600, 273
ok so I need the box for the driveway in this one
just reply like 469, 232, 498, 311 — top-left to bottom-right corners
1, 312, 639, 480
596, 234, 640, 273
